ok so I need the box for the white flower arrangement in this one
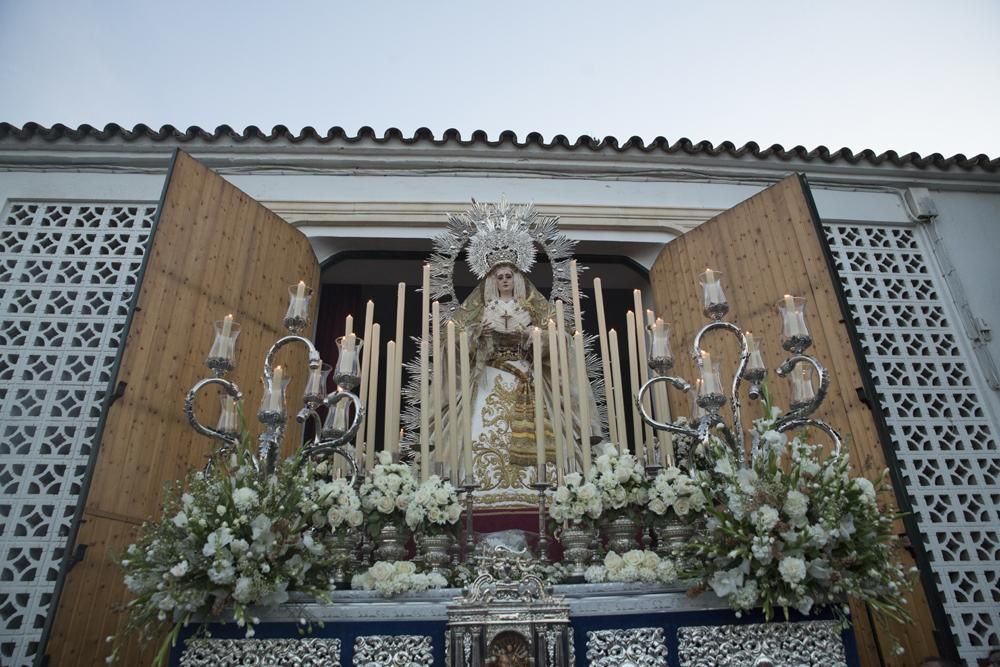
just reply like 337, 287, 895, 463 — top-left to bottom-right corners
109, 446, 342, 665
584, 549, 678, 584
302, 477, 363, 531
589, 445, 648, 520
358, 451, 418, 537
405, 475, 463, 535
685, 408, 913, 650
351, 560, 448, 597
548, 471, 602, 527
647, 466, 707, 520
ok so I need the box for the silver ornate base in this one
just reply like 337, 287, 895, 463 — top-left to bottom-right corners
374, 523, 408, 562
560, 524, 594, 581
417, 532, 452, 576
654, 516, 694, 561
604, 515, 639, 554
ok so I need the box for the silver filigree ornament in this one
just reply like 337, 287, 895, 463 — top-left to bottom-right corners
585, 627, 669, 667
676, 620, 847, 667
465, 206, 538, 279
352, 634, 434, 666
180, 638, 342, 666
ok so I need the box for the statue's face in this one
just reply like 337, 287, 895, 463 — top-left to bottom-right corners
494, 267, 515, 297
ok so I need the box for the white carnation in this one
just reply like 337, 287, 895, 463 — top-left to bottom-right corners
778, 556, 807, 585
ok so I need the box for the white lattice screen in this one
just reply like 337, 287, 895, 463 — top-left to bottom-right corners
0, 202, 155, 666
823, 223, 1000, 665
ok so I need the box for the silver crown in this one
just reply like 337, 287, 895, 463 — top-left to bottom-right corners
465, 202, 537, 279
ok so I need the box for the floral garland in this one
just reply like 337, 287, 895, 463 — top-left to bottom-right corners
548, 471, 602, 527
405, 475, 462, 535
685, 412, 913, 652
584, 550, 678, 584
351, 560, 448, 597
358, 451, 418, 537
109, 446, 341, 665
589, 445, 648, 520
647, 466, 706, 521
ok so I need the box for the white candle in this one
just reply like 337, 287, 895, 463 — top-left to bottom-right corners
221, 313, 234, 358
295, 281, 307, 317
340, 332, 357, 372
783, 294, 800, 336
608, 330, 628, 449
355, 301, 375, 455
555, 301, 575, 472
393, 282, 406, 444
746, 332, 766, 370
649, 310, 673, 467
383, 341, 397, 455
421, 263, 431, 343
446, 320, 458, 480
701, 351, 716, 393
547, 320, 564, 484
594, 278, 617, 443
432, 301, 444, 469
269, 365, 284, 412
364, 323, 381, 471
704, 269, 724, 303
533, 327, 546, 480
570, 259, 582, 334
419, 338, 430, 481
626, 311, 644, 466
344, 313, 354, 338
573, 331, 591, 476
460, 329, 472, 484
633, 291, 652, 457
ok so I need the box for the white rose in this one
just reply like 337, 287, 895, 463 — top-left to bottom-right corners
376, 496, 395, 514
778, 556, 807, 585
553, 486, 571, 503
622, 550, 645, 567
648, 499, 667, 515
604, 551, 624, 571
753, 505, 780, 532
172, 511, 188, 527
674, 497, 691, 516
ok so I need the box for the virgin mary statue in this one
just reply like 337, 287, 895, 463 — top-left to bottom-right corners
425, 202, 601, 516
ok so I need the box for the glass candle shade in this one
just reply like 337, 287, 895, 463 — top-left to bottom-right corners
207, 317, 241, 366
260, 366, 291, 415
334, 334, 363, 388
698, 268, 726, 307
216, 395, 240, 435
646, 319, 673, 372
698, 352, 723, 395
322, 398, 351, 439
691, 379, 707, 419
745, 332, 766, 372
285, 282, 313, 322
303, 362, 332, 403
777, 295, 809, 339
790, 364, 816, 406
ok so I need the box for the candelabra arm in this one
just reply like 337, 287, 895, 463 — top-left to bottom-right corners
295, 406, 325, 447
775, 355, 830, 421
696, 414, 740, 460
776, 417, 844, 453
262, 335, 321, 380
300, 390, 364, 485
257, 425, 284, 473
636, 376, 697, 437
184, 377, 243, 464
694, 320, 749, 461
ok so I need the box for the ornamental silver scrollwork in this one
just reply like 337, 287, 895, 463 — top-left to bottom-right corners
676, 621, 847, 667
179, 637, 342, 666
352, 634, 434, 666
585, 626, 668, 667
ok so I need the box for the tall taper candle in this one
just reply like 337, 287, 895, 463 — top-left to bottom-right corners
555, 301, 575, 472
383, 341, 397, 455
547, 319, 565, 484
421, 264, 430, 344
570, 259, 582, 334
593, 278, 618, 443
648, 310, 673, 467
446, 320, 458, 481
460, 329, 472, 484
393, 282, 406, 445
633, 290, 652, 456
432, 301, 443, 468
345, 313, 354, 338
625, 311, 644, 465
355, 300, 375, 456
532, 327, 546, 481
573, 331, 592, 475
608, 329, 629, 447
364, 323, 381, 471
419, 338, 430, 481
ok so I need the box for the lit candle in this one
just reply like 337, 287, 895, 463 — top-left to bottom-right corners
355, 301, 375, 454
340, 332, 357, 372
533, 327, 546, 481
570, 259, 582, 334
431, 301, 443, 470
305, 364, 323, 397
446, 320, 458, 480
703, 268, 724, 304
700, 351, 716, 394
269, 365, 284, 412
221, 313, 234, 358
295, 281, 307, 317
783, 294, 800, 336
345, 313, 354, 338
626, 311, 644, 465
608, 329, 628, 449
383, 341, 397, 455
594, 278, 618, 443
547, 319, 565, 484
573, 331, 591, 475
364, 324, 381, 471
460, 329, 472, 484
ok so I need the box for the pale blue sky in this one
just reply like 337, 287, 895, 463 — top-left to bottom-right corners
1, 0, 998, 157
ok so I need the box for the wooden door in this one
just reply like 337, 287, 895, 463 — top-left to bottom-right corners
43, 151, 321, 666
648, 174, 949, 665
